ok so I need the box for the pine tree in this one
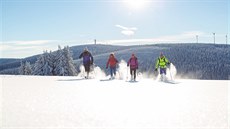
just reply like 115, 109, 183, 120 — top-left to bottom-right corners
33, 51, 51, 75
19, 61, 25, 75
48, 51, 57, 75
55, 45, 65, 76
24, 61, 32, 75
62, 46, 76, 76
33, 46, 76, 76
19, 61, 32, 75
52, 45, 65, 76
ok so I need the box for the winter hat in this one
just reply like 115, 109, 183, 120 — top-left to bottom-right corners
160, 52, 163, 56
110, 52, 114, 56
84, 47, 88, 52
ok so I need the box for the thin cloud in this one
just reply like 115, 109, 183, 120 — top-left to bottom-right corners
182, 31, 205, 36
1, 31, 225, 58
2, 40, 57, 46
115, 25, 137, 31
115, 24, 137, 36
1, 40, 58, 58
153, 31, 207, 43
104, 31, 212, 45
0, 44, 11, 51
121, 30, 135, 36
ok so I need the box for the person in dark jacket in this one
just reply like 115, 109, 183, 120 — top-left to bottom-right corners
127, 53, 138, 81
79, 47, 93, 79
106, 53, 118, 79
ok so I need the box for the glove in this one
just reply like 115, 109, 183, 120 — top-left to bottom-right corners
136, 66, 138, 69
155, 68, 157, 71
90, 61, 93, 65
106, 66, 108, 69
167, 62, 170, 67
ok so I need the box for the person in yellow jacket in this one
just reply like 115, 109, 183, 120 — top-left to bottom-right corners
155, 52, 170, 81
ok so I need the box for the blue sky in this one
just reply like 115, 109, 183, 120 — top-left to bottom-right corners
0, 0, 229, 58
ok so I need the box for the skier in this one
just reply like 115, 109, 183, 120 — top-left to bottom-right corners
127, 53, 138, 81
106, 53, 118, 79
79, 47, 94, 79
155, 52, 170, 81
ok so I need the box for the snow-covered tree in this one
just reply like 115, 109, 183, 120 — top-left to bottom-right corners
24, 62, 32, 75
19, 61, 32, 75
19, 61, 25, 75
55, 45, 65, 76
33, 46, 76, 76
33, 51, 51, 75
62, 46, 76, 76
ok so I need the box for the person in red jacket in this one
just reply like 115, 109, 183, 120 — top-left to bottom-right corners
127, 53, 138, 81
106, 53, 118, 79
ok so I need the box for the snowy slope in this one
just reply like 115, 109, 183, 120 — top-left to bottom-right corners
1, 75, 229, 129
1, 44, 230, 80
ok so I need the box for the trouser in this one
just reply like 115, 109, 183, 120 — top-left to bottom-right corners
160, 68, 166, 75
130, 68, 136, 80
160, 68, 166, 81
110, 67, 116, 77
84, 63, 90, 77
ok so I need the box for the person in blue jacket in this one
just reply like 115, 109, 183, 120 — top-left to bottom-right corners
79, 47, 93, 79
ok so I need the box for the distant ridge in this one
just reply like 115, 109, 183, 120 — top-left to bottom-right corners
0, 43, 229, 80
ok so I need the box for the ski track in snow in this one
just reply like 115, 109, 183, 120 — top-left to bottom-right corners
0, 75, 229, 129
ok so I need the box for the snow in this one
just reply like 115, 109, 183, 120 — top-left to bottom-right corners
0, 75, 229, 129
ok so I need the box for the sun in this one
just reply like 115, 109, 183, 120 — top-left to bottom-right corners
124, 0, 147, 10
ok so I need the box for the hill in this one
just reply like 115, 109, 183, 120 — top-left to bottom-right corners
0, 43, 229, 80
75, 43, 230, 80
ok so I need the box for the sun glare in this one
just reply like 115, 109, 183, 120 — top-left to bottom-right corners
124, 0, 148, 10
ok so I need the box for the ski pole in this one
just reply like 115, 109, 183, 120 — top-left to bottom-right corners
126, 66, 129, 81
